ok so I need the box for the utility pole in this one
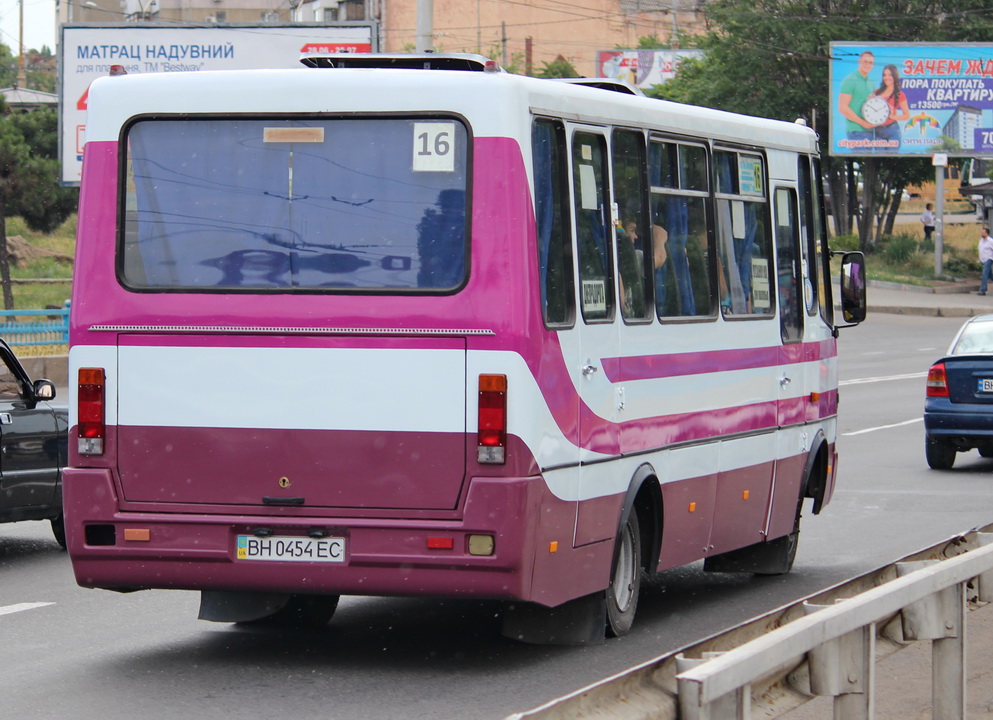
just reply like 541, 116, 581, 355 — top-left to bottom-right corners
17, 0, 25, 88
934, 152, 947, 277
501, 21, 507, 67
415, 0, 433, 52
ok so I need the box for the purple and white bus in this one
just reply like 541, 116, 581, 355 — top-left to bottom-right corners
65, 54, 865, 644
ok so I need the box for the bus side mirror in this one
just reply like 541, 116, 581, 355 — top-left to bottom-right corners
838, 251, 866, 328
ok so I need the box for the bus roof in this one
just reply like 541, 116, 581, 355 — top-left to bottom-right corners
84, 62, 818, 154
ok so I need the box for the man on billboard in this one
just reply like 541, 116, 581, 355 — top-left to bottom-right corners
837, 50, 880, 144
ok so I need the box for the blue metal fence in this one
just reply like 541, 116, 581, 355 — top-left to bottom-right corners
0, 305, 70, 346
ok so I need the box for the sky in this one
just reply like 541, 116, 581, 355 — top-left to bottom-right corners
1, 0, 57, 53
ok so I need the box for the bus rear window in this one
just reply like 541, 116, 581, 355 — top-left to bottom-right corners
121, 117, 469, 292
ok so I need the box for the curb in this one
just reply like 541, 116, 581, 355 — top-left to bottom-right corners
870, 305, 986, 318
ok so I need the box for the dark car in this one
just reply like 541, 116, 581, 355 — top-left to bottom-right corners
0, 339, 68, 545
925, 314, 993, 469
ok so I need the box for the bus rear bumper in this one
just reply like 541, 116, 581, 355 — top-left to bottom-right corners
63, 467, 557, 602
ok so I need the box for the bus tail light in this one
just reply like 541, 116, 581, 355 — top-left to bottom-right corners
78, 367, 106, 455
926, 363, 949, 398
477, 374, 506, 464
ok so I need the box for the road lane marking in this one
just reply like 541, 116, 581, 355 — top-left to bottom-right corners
841, 372, 927, 386
843, 418, 923, 436
0, 602, 54, 617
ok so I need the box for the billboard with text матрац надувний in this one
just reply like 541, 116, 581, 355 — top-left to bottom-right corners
830, 42, 993, 158
59, 23, 377, 185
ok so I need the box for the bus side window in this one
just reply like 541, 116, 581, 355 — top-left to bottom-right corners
715, 150, 774, 316
572, 131, 615, 322
649, 139, 715, 319
810, 157, 834, 325
533, 119, 575, 327
774, 187, 802, 343
611, 129, 653, 322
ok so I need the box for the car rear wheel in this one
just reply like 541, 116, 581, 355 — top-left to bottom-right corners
925, 437, 956, 470
50, 514, 66, 550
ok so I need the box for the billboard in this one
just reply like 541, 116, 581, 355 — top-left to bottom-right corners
59, 23, 378, 184
596, 49, 702, 89
830, 42, 993, 157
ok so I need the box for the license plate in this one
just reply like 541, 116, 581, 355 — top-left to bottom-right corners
236, 535, 345, 562
979, 379, 993, 393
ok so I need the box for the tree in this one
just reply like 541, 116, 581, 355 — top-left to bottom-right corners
535, 55, 579, 79
651, 0, 993, 250
0, 104, 78, 309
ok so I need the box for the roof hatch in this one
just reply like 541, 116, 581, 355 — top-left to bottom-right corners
300, 52, 503, 72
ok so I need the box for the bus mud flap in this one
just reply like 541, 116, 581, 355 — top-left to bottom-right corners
198, 590, 291, 623
501, 592, 607, 645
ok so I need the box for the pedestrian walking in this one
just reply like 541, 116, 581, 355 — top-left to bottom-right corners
979, 226, 993, 295
920, 203, 935, 242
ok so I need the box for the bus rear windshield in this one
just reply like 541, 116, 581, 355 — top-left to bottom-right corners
121, 117, 469, 292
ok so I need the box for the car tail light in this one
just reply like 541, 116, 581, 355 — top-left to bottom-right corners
926, 362, 949, 398
78, 367, 106, 455
477, 374, 506, 464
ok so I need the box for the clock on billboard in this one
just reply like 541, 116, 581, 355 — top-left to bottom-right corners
861, 96, 891, 126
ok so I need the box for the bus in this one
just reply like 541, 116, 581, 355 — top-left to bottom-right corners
65, 53, 866, 645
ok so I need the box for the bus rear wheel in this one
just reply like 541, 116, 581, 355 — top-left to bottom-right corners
606, 511, 642, 637
257, 594, 340, 628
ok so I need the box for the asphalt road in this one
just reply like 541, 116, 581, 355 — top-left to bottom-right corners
1, 312, 989, 720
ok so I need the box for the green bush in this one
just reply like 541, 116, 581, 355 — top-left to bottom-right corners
829, 234, 860, 252
943, 253, 974, 277
880, 234, 918, 264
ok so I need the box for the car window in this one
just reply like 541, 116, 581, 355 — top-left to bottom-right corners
952, 322, 993, 354
0, 355, 23, 401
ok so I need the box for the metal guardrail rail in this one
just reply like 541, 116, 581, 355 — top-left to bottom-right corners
505, 523, 993, 720
0, 306, 69, 346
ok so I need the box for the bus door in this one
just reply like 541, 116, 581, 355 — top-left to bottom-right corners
799, 156, 838, 424
769, 183, 807, 539
774, 184, 804, 428
569, 127, 621, 547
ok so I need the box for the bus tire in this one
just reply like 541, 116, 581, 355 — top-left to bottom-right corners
256, 594, 340, 628
606, 510, 642, 637
753, 495, 802, 576
704, 495, 802, 575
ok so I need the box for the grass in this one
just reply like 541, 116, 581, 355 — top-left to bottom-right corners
832, 214, 985, 287
0, 215, 75, 355
5, 215, 75, 311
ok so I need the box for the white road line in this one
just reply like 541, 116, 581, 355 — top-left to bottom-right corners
0, 602, 54, 617
843, 418, 923, 436
841, 372, 927, 386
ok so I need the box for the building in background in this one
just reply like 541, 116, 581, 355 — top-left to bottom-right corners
944, 106, 983, 152
56, 0, 293, 26
54, 0, 705, 78
296, 0, 706, 77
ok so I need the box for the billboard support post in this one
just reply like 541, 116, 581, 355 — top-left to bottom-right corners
934, 153, 948, 277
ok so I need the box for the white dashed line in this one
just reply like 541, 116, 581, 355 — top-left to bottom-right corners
0, 602, 55, 617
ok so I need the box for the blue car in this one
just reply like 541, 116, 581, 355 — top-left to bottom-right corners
925, 314, 993, 469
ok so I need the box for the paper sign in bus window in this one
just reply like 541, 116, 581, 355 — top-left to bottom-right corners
264, 127, 325, 143
731, 200, 746, 238
582, 279, 607, 315
751, 258, 771, 308
413, 122, 457, 172
738, 157, 763, 195
579, 164, 598, 210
